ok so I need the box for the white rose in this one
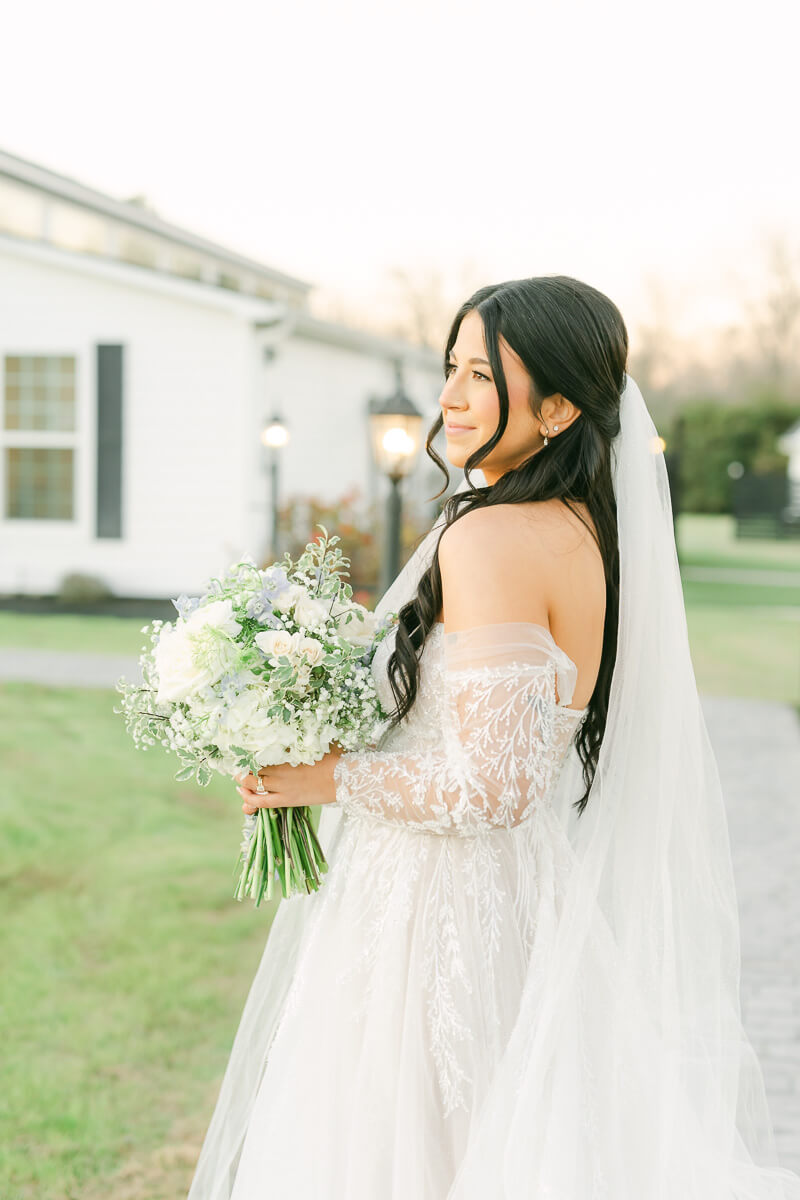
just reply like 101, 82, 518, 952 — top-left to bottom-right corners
297, 636, 325, 666
272, 583, 306, 613
186, 598, 242, 639
254, 628, 295, 659
293, 592, 330, 630
336, 605, 377, 648
154, 602, 242, 704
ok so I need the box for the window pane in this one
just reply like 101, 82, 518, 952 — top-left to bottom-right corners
3, 355, 77, 432
0, 179, 44, 240
5, 447, 74, 520
118, 231, 158, 268
50, 200, 108, 255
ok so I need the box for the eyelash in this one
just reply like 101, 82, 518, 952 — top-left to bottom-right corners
444, 364, 490, 381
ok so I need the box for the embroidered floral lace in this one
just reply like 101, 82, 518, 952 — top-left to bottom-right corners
332, 621, 587, 837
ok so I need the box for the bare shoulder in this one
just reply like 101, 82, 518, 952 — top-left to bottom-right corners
437, 503, 554, 630
437, 500, 605, 645
439, 499, 598, 565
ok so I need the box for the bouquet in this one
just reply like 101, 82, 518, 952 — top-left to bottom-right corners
114, 527, 396, 904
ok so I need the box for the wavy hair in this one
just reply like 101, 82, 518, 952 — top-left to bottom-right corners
384, 275, 628, 815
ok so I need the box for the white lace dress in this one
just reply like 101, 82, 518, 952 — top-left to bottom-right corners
188, 620, 588, 1200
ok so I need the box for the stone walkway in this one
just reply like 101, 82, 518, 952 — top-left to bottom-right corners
702, 694, 800, 1174
1, 649, 798, 1173
0, 647, 141, 689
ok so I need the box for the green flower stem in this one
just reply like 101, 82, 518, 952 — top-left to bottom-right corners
235, 803, 332, 906
263, 810, 276, 901
234, 816, 260, 901
295, 814, 321, 889
291, 823, 314, 893
252, 813, 265, 895
305, 816, 327, 872
273, 811, 288, 897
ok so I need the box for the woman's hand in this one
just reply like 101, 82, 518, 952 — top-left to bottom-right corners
235, 744, 344, 815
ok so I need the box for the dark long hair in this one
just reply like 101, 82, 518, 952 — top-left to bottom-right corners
384, 275, 628, 816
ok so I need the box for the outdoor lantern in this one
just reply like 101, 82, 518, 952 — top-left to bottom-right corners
260, 413, 290, 559
368, 367, 424, 483
368, 363, 425, 594
261, 415, 290, 450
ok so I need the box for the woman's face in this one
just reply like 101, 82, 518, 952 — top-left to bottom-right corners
438, 308, 575, 485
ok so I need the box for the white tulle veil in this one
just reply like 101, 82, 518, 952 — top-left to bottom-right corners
373, 372, 799, 1197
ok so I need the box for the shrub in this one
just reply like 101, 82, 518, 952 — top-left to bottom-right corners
57, 572, 114, 603
667, 391, 799, 513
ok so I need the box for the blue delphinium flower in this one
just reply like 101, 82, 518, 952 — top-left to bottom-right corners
245, 590, 283, 626
172, 593, 201, 620
244, 568, 293, 626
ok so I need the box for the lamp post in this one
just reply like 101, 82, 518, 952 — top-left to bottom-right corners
368, 363, 424, 596
260, 413, 290, 560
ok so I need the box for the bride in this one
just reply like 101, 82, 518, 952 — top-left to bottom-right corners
188, 276, 799, 1198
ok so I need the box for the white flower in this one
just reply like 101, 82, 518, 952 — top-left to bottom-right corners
293, 592, 330, 630
272, 583, 307, 613
297, 636, 325, 666
154, 600, 242, 703
255, 628, 303, 659
187, 599, 242, 639
336, 605, 377, 647
222, 688, 263, 733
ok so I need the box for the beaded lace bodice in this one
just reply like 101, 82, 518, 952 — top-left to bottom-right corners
333, 620, 587, 837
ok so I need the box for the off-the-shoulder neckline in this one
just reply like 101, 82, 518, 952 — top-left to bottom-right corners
431, 621, 589, 716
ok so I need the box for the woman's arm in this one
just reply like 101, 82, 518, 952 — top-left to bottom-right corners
332, 510, 570, 835
332, 627, 562, 835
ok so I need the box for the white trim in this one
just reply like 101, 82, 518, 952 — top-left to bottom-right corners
0, 147, 313, 295
0, 231, 288, 322
291, 310, 442, 369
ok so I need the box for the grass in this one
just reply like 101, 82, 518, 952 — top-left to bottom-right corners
0, 682, 289, 1200
0, 613, 150, 656
676, 512, 800, 572
683, 604, 800, 704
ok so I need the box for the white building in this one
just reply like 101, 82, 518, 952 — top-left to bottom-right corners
0, 148, 447, 599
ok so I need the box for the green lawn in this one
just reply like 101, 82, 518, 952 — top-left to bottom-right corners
0, 683, 287, 1200
676, 512, 800, 571
0, 613, 151, 656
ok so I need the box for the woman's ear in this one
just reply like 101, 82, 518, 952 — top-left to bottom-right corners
541, 393, 581, 432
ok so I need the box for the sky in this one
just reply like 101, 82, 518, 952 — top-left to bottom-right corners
2, 0, 798, 351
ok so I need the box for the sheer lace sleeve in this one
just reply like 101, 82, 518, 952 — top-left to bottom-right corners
331, 622, 581, 836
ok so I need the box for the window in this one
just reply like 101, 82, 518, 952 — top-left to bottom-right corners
0, 178, 45, 240
2, 354, 78, 521
50, 201, 108, 256
4, 355, 76, 432
6, 447, 74, 519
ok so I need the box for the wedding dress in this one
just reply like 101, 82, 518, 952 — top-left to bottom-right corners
188, 376, 799, 1199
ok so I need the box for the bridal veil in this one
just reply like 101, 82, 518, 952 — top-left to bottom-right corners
379, 372, 799, 1198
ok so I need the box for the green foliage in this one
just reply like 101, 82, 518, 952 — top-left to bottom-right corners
668, 389, 799, 513
56, 572, 114, 603
276, 485, 431, 605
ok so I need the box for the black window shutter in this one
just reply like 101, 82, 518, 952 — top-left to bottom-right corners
96, 344, 124, 539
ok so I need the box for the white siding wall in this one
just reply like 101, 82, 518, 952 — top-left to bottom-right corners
0, 246, 256, 597
260, 334, 444, 520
